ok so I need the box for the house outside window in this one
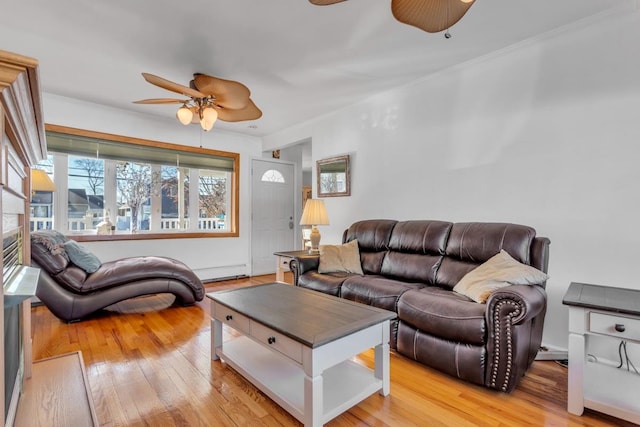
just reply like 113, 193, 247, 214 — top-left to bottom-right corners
30, 125, 239, 240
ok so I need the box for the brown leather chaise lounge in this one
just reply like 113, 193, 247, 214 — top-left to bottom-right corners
31, 230, 205, 322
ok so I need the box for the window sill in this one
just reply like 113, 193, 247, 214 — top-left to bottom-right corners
71, 231, 238, 242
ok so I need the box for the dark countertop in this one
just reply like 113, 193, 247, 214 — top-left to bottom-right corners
208, 282, 396, 348
563, 282, 640, 316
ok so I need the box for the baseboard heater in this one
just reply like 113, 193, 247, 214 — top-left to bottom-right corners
195, 263, 248, 283
203, 274, 249, 284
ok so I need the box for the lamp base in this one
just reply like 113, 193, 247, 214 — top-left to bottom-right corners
309, 226, 321, 253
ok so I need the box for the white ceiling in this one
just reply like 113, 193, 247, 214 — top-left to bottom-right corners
0, 0, 624, 137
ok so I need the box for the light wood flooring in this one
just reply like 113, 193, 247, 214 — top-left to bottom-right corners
30, 273, 633, 426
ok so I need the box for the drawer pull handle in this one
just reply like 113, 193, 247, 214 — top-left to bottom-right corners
614, 323, 626, 333
267, 336, 276, 344
225, 315, 233, 321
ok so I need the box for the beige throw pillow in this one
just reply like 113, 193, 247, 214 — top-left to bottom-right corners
453, 250, 549, 303
318, 239, 364, 275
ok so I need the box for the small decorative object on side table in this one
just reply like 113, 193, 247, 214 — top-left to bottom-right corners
563, 282, 640, 425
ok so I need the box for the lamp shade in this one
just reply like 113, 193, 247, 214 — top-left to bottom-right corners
176, 105, 193, 125
200, 106, 218, 131
300, 199, 329, 226
31, 169, 56, 192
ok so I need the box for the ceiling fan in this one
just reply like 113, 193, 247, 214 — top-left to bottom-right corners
133, 73, 262, 131
309, 0, 476, 34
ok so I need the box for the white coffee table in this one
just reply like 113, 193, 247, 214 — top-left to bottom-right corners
208, 282, 396, 427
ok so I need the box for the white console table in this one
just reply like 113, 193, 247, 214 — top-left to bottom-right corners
563, 282, 640, 424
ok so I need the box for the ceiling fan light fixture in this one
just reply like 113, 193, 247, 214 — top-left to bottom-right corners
176, 105, 193, 125
460, 0, 474, 3
200, 106, 218, 131
135, 72, 261, 129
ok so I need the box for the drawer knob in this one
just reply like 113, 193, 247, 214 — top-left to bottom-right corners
267, 336, 276, 344
614, 323, 626, 333
225, 314, 233, 321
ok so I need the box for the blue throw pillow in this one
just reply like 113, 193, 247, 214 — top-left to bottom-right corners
63, 240, 101, 274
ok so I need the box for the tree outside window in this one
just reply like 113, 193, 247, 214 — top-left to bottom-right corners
116, 161, 152, 232
68, 156, 104, 231
199, 170, 227, 229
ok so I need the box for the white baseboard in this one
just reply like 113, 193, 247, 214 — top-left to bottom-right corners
536, 344, 568, 361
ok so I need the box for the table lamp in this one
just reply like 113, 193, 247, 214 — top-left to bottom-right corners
31, 169, 56, 195
299, 199, 329, 253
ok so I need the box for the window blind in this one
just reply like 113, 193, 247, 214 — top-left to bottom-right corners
46, 131, 235, 172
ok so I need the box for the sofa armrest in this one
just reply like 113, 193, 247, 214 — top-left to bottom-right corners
484, 284, 547, 392
289, 254, 320, 286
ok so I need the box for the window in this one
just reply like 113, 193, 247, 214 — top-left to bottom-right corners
68, 156, 104, 231
261, 169, 285, 183
30, 155, 55, 231
30, 125, 239, 240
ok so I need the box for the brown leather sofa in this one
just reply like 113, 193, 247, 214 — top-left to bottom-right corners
290, 220, 550, 392
31, 231, 205, 322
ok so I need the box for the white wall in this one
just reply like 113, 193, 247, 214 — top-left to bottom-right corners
263, 8, 640, 352
43, 93, 263, 280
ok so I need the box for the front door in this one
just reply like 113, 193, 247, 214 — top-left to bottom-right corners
251, 159, 295, 276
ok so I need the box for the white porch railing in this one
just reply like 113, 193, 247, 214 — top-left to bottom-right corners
30, 217, 54, 231
159, 218, 222, 230
30, 217, 224, 232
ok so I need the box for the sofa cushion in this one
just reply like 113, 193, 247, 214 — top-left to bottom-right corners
344, 220, 396, 275
387, 220, 452, 255
436, 222, 538, 289
453, 250, 549, 303
381, 252, 442, 284
341, 275, 423, 312
318, 239, 363, 275
54, 265, 89, 292
396, 322, 486, 386
63, 240, 102, 273
446, 222, 536, 265
398, 287, 487, 345
344, 219, 396, 252
297, 271, 350, 296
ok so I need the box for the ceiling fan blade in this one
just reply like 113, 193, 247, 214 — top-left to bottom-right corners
309, 0, 348, 5
193, 74, 252, 110
217, 99, 262, 122
391, 0, 475, 33
141, 73, 207, 99
132, 98, 189, 105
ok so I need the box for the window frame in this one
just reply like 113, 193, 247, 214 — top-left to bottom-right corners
44, 124, 240, 242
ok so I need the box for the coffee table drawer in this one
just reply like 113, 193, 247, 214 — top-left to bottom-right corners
214, 303, 250, 334
250, 321, 303, 363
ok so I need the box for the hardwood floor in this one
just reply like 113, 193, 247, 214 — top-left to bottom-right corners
30, 274, 632, 427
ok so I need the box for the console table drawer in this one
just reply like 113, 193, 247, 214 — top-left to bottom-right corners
589, 312, 640, 342
250, 321, 303, 363
214, 303, 250, 334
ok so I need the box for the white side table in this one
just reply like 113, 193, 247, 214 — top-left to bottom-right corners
563, 282, 640, 424
274, 250, 310, 283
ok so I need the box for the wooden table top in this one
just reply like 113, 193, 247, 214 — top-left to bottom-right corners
273, 250, 315, 258
563, 282, 640, 316
207, 283, 396, 348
